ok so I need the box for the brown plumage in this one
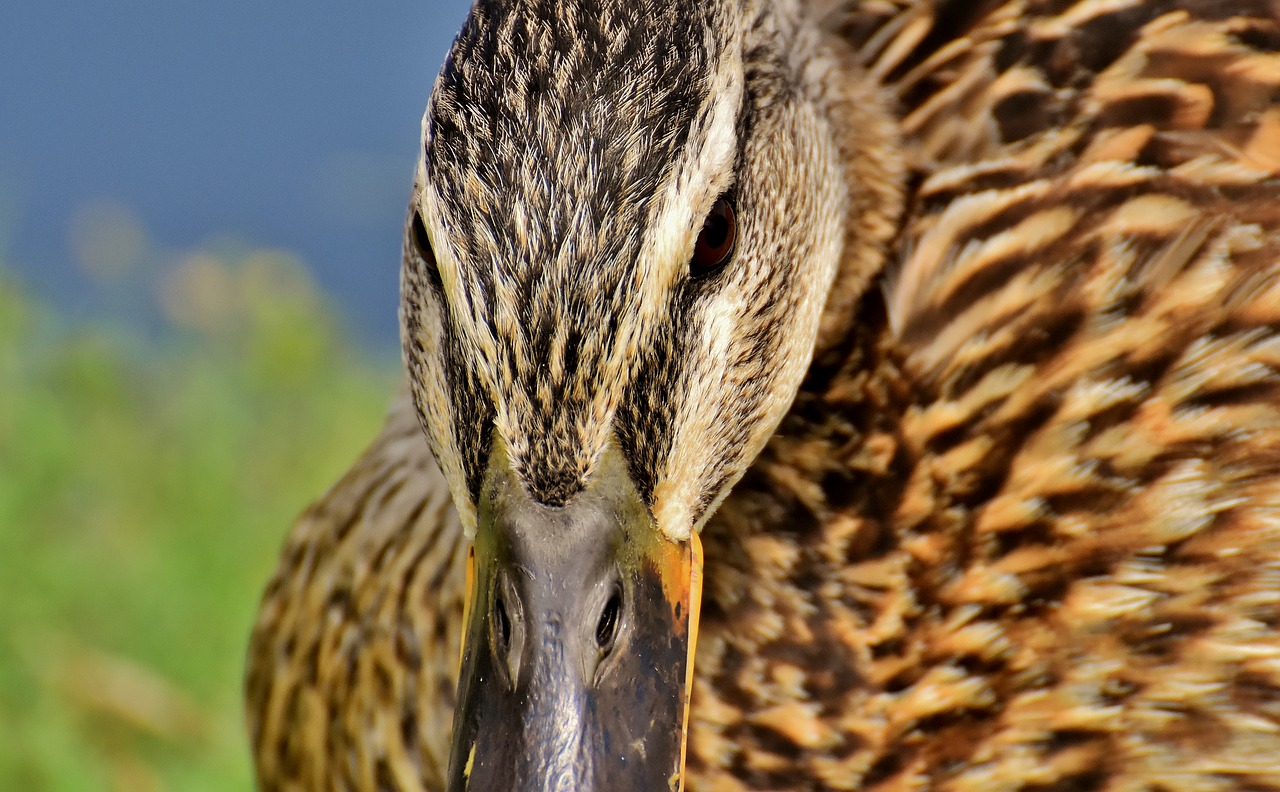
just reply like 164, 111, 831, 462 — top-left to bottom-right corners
247, 1, 1280, 789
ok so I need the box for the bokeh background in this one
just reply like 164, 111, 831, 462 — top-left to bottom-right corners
1, 1, 472, 788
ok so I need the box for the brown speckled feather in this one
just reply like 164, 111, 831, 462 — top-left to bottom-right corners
248, 1, 1280, 790
247, 397, 464, 790
689, 2, 1280, 789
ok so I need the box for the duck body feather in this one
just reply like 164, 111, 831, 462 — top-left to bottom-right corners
248, 1, 1280, 789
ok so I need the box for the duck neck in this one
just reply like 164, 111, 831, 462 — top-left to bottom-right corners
707, 8, 910, 516
688, 37, 913, 782
804, 19, 906, 363
686, 19, 915, 785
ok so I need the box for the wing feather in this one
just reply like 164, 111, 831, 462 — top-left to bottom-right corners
246, 394, 463, 792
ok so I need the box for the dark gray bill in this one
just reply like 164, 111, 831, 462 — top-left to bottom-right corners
446, 442, 702, 792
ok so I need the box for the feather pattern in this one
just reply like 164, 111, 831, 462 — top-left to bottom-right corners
247, 1, 1280, 789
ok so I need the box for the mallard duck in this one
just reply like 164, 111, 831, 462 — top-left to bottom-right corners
246, 0, 1280, 789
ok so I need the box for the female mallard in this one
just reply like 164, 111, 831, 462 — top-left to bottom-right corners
246, 0, 1280, 789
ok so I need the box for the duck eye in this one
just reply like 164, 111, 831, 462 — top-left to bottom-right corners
690, 196, 737, 278
410, 209, 444, 292
410, 209, 432, 259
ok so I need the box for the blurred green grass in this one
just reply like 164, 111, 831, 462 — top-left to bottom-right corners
0, 249, 398, 791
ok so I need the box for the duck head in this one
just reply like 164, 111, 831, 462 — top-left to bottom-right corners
400, 0, 902, 787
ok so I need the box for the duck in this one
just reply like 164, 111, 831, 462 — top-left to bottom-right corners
245, 0, 1280, 789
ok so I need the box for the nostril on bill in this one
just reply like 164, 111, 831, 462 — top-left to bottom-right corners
494, 594, 511, 652
596, 588, 621, 653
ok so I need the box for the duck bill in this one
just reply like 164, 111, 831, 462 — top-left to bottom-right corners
445, 442, 702, 792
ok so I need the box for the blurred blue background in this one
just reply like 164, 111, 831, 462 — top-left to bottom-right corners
0, 3, 478, 790
1, 0, 472, 347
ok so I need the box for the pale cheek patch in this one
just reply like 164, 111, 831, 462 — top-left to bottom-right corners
651, 294, 740, 540
649, 98, 849, 542
403, 177, 510, 537
402, 215, 480, 535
